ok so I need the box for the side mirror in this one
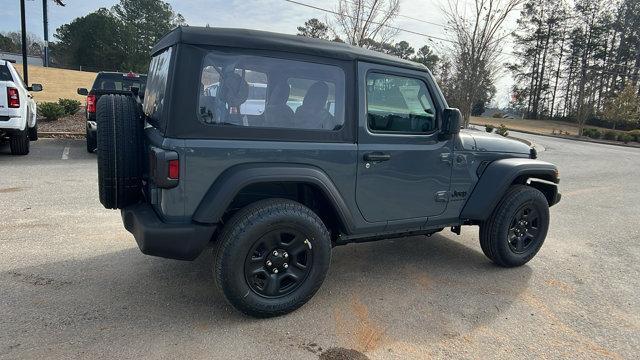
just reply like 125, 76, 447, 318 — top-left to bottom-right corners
28, 83, 43, 92
77, 88, 88, 96
442, 108, 462, 136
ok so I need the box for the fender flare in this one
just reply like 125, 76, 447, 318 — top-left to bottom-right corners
460, 158, 559, 221
192, 163, 355, 232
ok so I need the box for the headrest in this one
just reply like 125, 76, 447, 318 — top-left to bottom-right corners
219, 72, 249, 107
269, 82, 290, 105
302, 81, 329, 110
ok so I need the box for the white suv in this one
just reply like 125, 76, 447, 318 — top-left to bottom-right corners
0, 60, 42, 155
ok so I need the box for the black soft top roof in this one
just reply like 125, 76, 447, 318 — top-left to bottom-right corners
152, 26, 428, 72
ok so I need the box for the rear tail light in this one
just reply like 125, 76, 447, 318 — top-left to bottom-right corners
86, 94, 96, 113
168, 159, 179, 180
149, 148, 179, 188
7, 87, 19, 108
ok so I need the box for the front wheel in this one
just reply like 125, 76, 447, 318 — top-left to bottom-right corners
479, 185, 550, 267
214, 199, 332, 318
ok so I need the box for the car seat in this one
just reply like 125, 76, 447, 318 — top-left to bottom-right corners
294, 81, 334, 129
264, 81, 294, 128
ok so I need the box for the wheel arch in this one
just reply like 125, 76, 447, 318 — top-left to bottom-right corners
192, 163, 356, 234
461, 158, 559, 221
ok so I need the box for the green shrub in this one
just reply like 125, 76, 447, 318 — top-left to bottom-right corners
37, 102, 66, 121
582, 128, 601, 139
485, 124, 495, 133
618, 133, 632, 144
629, 130, 640, 142
603, 130, 618, 141
57, 98, 81, 115
496, 124, 509, 137
492, 112, 505, 118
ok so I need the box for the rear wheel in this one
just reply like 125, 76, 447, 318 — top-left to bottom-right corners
214, 199, 331, 318
9, 129, 30, 155
479, 185, 549, 267
96, 94, 143, 209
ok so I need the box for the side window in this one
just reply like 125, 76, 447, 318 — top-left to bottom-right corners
143, 47, 172, 122
366, 73, 436, 134
198, 53, 345, 131
287, 78, 337, 118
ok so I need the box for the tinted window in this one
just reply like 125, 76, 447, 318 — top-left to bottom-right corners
249, 84, 267, 100
198, 52, 345, 131
367, 73, 436, 134
287, 78, 337, 116
0, 65, 13, 81
144, 47, 172, 122
94, 75, 146, 92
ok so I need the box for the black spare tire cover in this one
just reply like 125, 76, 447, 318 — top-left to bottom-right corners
96, 94, 144, 209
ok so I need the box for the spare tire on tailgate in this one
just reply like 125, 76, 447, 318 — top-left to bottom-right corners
96, 94, 144, 209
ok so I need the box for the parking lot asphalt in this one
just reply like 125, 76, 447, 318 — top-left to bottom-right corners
0, 134, 639, 360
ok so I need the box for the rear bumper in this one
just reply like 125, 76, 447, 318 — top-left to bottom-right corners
121, 203, 217, 261
0, 114, 26, 130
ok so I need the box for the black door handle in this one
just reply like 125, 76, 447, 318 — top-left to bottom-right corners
363, 152, 391, 162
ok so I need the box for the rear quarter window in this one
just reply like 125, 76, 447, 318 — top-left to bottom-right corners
143, 47, 173, 125
0, 65, 14, 81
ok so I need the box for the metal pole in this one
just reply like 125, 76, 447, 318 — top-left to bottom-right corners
43, 0, 49, 67
20, 0, 29, 84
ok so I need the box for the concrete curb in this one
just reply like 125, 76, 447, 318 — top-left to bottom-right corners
471, 123, 640, 149
39, 131, 85, 139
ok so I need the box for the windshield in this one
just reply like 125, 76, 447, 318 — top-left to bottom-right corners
93, 74, 147, 92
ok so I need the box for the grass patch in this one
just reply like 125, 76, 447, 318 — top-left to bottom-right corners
13, 64, 96, 103
470, 116, 610, 136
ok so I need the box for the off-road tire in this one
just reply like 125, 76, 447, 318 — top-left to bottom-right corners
9, 129, 30, 155
86, 125, 96, 153
479, 185, 549, 267
214, 198, 332, 318
96, 94, 143, 209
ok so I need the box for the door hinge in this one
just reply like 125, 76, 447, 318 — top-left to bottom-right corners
434, 191, 449, 202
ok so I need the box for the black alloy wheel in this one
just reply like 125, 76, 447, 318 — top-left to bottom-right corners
479, 185, 550, 267
244, 228, 313, 298
214, 198, 331, 317
507, 204, 541, 254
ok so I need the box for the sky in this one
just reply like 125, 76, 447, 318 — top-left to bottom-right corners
1, 0, 518, 106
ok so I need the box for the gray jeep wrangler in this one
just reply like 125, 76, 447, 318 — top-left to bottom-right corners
96, 27, 561, 318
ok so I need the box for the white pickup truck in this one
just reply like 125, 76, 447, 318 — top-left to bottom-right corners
0, 59, 42, 155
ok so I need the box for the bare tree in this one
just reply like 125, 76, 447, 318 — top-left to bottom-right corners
334, 0, 400, 46
443, 0, 524, 126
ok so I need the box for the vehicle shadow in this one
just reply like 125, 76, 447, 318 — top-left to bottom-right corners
1, 232, 531, 356
0, 142, 11, 155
